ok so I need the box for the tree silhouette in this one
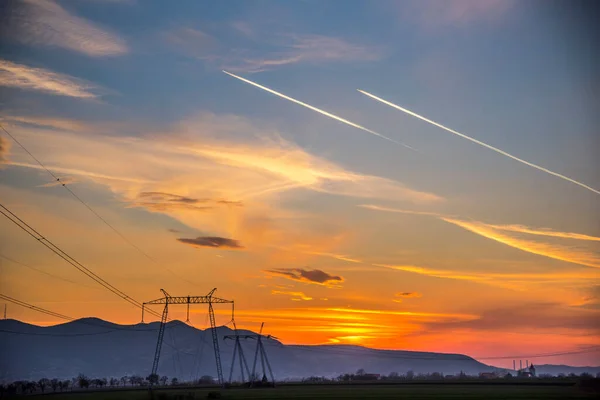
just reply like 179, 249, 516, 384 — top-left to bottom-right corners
406, 370, 414, 380
77, 374, 90, 389
160, 376, 168, 386
171, 377, 178, 386
146, 374, 159, 386
38, 378, 50, 393
50, 378, 59, 392
356, 368, 365, 376
121, 376, 128, 386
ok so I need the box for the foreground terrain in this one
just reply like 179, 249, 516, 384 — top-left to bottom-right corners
26, 382, 600, 400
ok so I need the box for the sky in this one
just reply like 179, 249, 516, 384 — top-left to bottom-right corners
0, 0, 598, 369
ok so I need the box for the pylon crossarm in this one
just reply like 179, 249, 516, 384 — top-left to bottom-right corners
143, 296, 233, 305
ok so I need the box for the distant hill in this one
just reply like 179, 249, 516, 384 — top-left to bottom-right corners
0, 318, 594, 382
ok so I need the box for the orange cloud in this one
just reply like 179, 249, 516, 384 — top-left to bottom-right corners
486, 223, 600, 242
393, 292, 422, 303
442, 217, 600, 269
271, 290, 313, 301
264, 268, 344, 287
361, 205, 600, 269
378, 264, 598, 290
0, 136, 10, 164
0, 59, 98, 98
177, 236, 243, 250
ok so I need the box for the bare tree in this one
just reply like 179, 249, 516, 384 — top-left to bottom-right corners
38, 378, 50, 393
77, 374, 90, 389
160, 376, 168, 386
50, 379, 59, 392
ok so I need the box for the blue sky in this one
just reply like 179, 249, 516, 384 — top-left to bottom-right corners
0, 0, 598, 367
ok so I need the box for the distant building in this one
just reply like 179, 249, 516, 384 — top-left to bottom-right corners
479, 372, 497, 379
515, 363, 536, 378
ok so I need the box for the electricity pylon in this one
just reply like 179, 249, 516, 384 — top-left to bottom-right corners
223, 321, 251, 384
244, 322, 275, 387
143, 288, 234, 386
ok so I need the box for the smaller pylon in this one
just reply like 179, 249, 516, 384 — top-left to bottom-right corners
223, 321, 251, 384
248, 323, 275, 387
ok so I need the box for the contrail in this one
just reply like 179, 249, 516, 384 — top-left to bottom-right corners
223, 71, 416, 152
358, 89, 600, 195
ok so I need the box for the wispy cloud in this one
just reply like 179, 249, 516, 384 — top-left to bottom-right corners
37, 176, 78, 187
420, 302, 599, 333
4, 113, 441, 254
401, 0, 515, 31
127, 192, 241, 213
393, 292, 422, 303
379, 264, 598, 288
271, 290, 313, 301
227, 34, 384, 73
486, 223, 600, 242
161, 27, 214, 58
264, 268, 344, 287
442, 217, 600, 269
177, 236, 244, 250
9, 0, 127, 57
0, 60, 98, 98
362, 205, 600, 269
0, 136, 10, 165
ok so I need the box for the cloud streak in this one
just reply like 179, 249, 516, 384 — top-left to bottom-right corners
379, 264, 598, 287
11, 0, 127, 57
4, 113, 441, 251
0, 136, 10, 164
177, 236, 243, 250
264, 268, 344, 287
357, 90, 600, 195
271, 290, 313, 301
0, 60, 98, 98
228, 34, 384, 73
362, 205, 600, 269
223, 71, 416, 151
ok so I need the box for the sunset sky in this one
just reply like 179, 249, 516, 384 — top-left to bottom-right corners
0, 0, 598, 369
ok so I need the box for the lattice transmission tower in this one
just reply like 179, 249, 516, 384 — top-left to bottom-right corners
142, 288, 234, 386
223, 321, 251, 384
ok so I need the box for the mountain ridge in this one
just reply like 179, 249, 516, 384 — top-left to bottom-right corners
1, 318, 597, 382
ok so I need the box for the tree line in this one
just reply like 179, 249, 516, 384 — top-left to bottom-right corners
0, 373, 195, 396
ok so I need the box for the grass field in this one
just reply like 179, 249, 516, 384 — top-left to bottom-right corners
27, 382, 600, 400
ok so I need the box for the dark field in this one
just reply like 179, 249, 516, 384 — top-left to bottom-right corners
27, 382, 600, 400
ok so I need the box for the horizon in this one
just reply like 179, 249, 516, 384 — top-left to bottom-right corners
0, 0, 598, 378
5, 315, 599, 374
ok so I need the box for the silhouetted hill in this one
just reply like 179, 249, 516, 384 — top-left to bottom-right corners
2, 318, 592, 382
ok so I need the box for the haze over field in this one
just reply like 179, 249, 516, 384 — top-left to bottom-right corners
0, 0, 598, 375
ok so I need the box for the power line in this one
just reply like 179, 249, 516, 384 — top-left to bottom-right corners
0, 294, 73, 321
0, 293, 211, 358
4, 293, 593, 363
0, 122, 198, 287
0, 253, 99, 289
0, 202, 162, 319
